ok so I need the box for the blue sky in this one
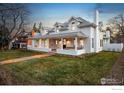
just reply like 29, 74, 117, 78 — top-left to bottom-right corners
27, 3, 124, 28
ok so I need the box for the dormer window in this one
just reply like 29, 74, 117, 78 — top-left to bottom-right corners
78, 22, 82, 25
71, 22, 76, 31
58, 26, 61, 29
72, 22, 75, 24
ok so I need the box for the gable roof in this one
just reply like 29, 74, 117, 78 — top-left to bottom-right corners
68, 16, 90, 23
54, 22, 63, 26
54, 16, 96, 29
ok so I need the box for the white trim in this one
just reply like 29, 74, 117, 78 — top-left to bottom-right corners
57, 49, 85, 56
61, 38, 63, 50
74, 37, 78, 50
27, 47, 51, 52
39, 39, 42, 48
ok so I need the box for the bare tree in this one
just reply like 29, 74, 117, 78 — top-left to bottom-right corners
0, 4, 30, 50
99, 21, 103, 32
107, 14, 124, 43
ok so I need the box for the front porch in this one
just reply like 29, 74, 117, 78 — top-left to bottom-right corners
27, 38, 51, 52
28, 31, 88, 55
49, 37, 86, 55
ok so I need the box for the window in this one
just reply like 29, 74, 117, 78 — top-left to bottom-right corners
34, 40, 39, 47
103, 35, 106, 37
100, 39, 103, 47
72, 26, 75, 30
72, 22, 75, 24
63, 39, 66, 45
55, 40, 58, 44
28, 40, 32, 45
44, 39, 48, 48
56, 29, 59, 32
78, 22, 81, 25
80, 39, 84, 49
92, 38, 94, 48
71, 21, 76, 31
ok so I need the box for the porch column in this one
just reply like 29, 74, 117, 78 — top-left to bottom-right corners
47, 39, 49, 48
61, 38, 63, 50
32, 39, 35, 48
39, 39, 41, 48
44, 39, 46, 48
20, 43, 22, 48
75, 37, 78, 50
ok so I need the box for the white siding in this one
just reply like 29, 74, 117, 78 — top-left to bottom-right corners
79, 27, 95, 53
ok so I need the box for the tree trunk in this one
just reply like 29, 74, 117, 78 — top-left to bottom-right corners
8, 40, 13, 50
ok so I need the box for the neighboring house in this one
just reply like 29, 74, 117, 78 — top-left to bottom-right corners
12, 32, 29, 49
27, 10, 123, 55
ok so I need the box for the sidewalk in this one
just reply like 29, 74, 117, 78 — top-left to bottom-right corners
0, 53, 54, 65
105, 48, 124, 84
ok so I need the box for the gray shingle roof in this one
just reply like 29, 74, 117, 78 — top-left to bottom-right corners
78, 23, 96, 28
47, 31, 87, 38
59, 27, 68, 31
29, 31, 87, 39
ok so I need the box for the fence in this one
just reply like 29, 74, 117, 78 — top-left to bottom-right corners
103, 43, 123, 52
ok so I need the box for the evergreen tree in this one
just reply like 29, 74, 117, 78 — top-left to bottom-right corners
38, 22, 43, 33
39, 22, 42, 30
33, 23, 37, 32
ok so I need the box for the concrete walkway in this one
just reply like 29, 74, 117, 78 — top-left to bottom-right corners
0, 52, 54, 65
105, 48, 124, 85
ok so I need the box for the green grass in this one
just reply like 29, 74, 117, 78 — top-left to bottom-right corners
2, 51, 120, 85
0, 50, 43, 61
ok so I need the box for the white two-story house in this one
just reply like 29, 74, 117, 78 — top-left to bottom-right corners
27, 10, 122, 56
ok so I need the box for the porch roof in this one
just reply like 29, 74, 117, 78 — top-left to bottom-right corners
28, 31, 88, 39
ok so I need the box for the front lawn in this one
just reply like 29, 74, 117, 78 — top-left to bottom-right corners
2, 51, 120, 85
0, 50, 43, 61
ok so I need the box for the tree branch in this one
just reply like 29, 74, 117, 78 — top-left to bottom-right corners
8, 12, 20, 36
11, 14, 24, 40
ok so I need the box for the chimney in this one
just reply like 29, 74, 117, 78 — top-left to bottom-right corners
94, 9, 100, 52
94, 9, 99, 26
